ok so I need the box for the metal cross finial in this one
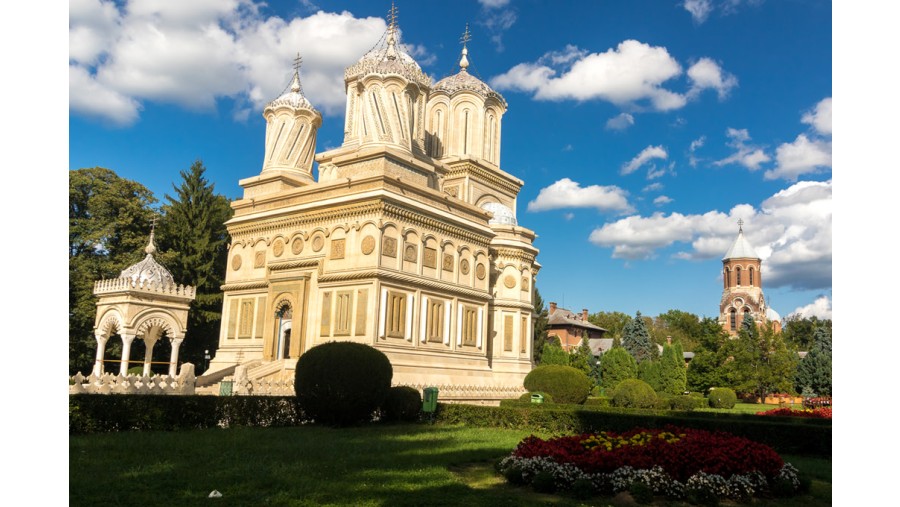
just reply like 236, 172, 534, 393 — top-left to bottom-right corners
388, 2, 398, 30
460, 23, 471, 48
737, 218, 744, 232
150, 216, 158, 234
293, 52, 303, 73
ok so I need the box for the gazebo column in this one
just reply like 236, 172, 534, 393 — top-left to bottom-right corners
142, 333, 160, 377
92, 331, 109, 377
119, 333, 135, 376
169, 337, 184, 377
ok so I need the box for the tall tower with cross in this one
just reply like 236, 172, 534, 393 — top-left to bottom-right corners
718, 220, 774, 335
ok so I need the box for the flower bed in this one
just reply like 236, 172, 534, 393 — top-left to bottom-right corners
497, 426, 803, 502
757, 407, 832, 419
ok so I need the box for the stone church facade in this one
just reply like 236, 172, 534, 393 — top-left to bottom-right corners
206, 19, 540, 401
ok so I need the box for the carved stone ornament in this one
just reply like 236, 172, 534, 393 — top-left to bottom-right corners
254, 251, 266, 268
503, 274, 516, 288
443, 253, 454, 271
291, 237, 304, 254
476, 263, 486, 280
521, 276, 529, 291
273, 239, 285, 257
383, 236, 397, 257
423, 247, 437, 268
231, 254, 242, 271
460, 258, 470, 275
312, 235, 324, 252
404, 244, 418, 262
330, 238, 346, 259
361, 235, 376, 255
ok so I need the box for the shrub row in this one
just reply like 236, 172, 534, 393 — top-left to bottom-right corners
434, 403, 831, 456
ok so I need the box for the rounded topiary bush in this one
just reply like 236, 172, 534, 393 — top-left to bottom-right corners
383, 386, 422, 422
523, 365, 592, 405
708, 387, 737, 409
518, 391, 554, 403
612, 378, 658, 408
294, 341, 392, 425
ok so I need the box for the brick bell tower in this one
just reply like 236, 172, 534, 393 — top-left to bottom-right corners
719, 220, 768, 336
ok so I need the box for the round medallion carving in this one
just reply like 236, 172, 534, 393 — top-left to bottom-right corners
404, 244, 417, 262
272, 239, 284, 257
231, 254, 242, 271
460, 259, 470, 275
312, 235, 324, 252
503, 274, 516, 288
476, 263, 487, 280
291, 237, 304, 255
361, 235, 376, 255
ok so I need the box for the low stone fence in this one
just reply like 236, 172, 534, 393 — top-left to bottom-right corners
69, 364, 196, 395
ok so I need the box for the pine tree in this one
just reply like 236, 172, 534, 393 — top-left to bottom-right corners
794, 325, 832, 396
532, 288, 550, 363
570, 332, 595, 377
600, 346, 637, 391
156, 160, 233, 371
540, 339, 569, 366
622, 311, 657, 363
725, 318, 798, 401
656, 342, 687, 395
69, 168, 157, 374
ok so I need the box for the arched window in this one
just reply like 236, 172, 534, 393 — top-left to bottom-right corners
749, 267, 755, 286
736, 267, 742, 286
730, 308, 737, 330
275, 304, 293, 359
725, 268, 731, 288
724, 268, 728, 289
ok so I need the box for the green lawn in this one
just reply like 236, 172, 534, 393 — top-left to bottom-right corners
695, 402, 787, 414
70, 424, 830, 507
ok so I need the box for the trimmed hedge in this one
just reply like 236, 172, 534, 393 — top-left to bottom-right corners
518, 392, 554, 403
709, 387, 738, 409
434, 403, 831, 456
383, 386, 422, 422
612, 379, 657, 408
523, 365, 592, 404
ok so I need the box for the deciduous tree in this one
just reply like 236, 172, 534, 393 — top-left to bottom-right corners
725, 319, 798, 401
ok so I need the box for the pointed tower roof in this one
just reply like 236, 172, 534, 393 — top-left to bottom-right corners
344, 3, 430, 87
119, 224, 176, 287
433, 23, 506, 106
723, 220, 760, 260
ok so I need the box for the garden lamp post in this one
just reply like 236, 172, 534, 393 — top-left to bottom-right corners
204, 349, 210, 373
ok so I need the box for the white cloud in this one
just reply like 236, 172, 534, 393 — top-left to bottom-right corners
69, 2, 407, 124
714, 128, 770, 170
478, 0, 511, 8
683, 0, 713, 23
564, 212, 575, 220
562, 144, 574, 152
689, 135, 705, 167
654, 195, 673, 206
789, 296, 832, 320
622, 145, 668, 175
589, 180, 831, 291
687, 57, 738, 99
606, 112, 635, 131
643, 182, 664, 192
765, 134, 832, 181
527, 178, 633, 213
492, 40, 688, 111
477, 1, 517, 51
802, 97, 832, 136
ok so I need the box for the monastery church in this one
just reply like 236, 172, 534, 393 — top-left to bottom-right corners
201, 16, 540, 401
718, 221, 782, 336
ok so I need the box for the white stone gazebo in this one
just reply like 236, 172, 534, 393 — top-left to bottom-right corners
90, 229, 196, 378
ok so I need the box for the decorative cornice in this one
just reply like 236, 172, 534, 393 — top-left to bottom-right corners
221, 280, 269, 291
489, 299, 536, 312
318, 268, 492, 301
268, 258, 321, 272
444, 160, 522, 196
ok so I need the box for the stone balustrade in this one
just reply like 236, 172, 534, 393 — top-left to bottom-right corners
69, 363, 196, 395
93, 277, 196, 298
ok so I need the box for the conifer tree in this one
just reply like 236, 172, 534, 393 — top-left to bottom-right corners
655, 342, 687, 395
569, 332, 595, 376
794, 325, 832, 396
157, 160, 233, 371
540, 339, 569, 366
600, 346, 637, 391
532, 288, 550, 363
622, 311, 657, 362
725, 318, 797, 401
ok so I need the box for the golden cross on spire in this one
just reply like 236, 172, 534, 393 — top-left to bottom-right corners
150, 216, 158, 233
388, 2, 398, 30
293, 52, 303, 73
460, 23, 471, 48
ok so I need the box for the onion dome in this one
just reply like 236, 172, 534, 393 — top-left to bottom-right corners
723, 221, 760, 260
119, 229, 175, 287
343, 10, 431, 87
481, 202, 517, 226
433, 26, 506, 106
265, 65, 318, 115
766, 307, 781, 322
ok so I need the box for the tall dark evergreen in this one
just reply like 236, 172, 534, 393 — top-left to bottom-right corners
622, 311, 657, 362
794, 325, 832, 396
725, 318, 797, 401
531, 288, 549, 363
69, 168, 157, 374
156, 160, 233, 371
569, 333, 595, 376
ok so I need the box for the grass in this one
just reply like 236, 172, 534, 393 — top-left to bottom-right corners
70, 423, 831, 507
695, 402, 786, 414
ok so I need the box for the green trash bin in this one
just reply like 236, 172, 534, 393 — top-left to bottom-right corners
423, 387, 439, 413
531, 393, 544, 404
219, 380, 233, 396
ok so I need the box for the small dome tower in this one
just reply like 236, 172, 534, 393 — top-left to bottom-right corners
719, 220, 769, 335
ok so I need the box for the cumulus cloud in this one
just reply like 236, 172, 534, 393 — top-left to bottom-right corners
689, 135, 705, 167
622, 145, 668, 175
683, 0, 713, 23
477, 0, 517, 51
643, 182, 664, 192
714, 128, 770, 170
589, 180, 831, 291
69, 1, 418, 124
687, 58, 738, 99
765, 134, 832, 181
802, 97, 832, 136
789, 296, 832, 320
654, 195, 673, 206
527, 178, 633, 213
606, 112, 635, 131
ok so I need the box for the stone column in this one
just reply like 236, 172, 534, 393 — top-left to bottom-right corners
119, 333, 135, 376
142, 334, 159, 377
169, 337, 184, 377
92, 331, 109, 377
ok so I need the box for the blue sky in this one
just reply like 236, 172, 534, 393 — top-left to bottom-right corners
68, 0, 833, 321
